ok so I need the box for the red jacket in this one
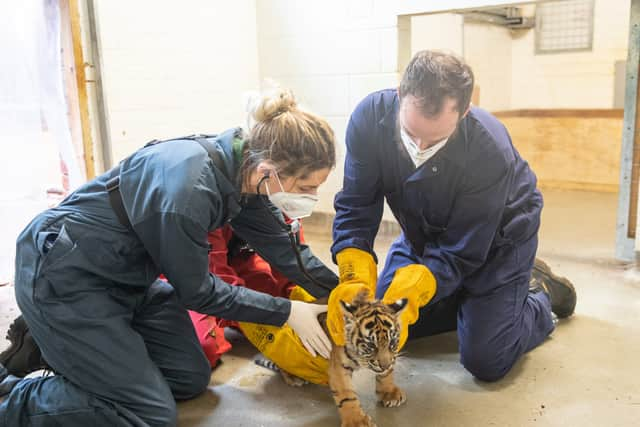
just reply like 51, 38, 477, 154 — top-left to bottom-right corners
189, 223, 304, 367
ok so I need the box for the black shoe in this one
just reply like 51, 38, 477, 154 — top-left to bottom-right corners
0, 315, 49, 377
530, 258, 577, 318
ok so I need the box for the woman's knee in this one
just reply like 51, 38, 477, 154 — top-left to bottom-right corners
141, 399, 177, 427
169, 356, 211, 400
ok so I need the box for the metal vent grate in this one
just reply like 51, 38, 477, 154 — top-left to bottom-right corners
535, 0, 594, 54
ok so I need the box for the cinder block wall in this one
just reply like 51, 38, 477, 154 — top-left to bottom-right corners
509, 1, 630, 109
96, 0, 260, 163
97, 0, 631, 216
255, 0, 400, 217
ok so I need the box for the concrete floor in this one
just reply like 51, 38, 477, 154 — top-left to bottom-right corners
1, 189, 640, 426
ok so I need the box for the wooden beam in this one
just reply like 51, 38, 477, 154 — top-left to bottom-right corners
69, 0, 95, 179
493, 109, 624, 119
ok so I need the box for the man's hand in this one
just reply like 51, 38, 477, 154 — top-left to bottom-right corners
326, 248, 377, 345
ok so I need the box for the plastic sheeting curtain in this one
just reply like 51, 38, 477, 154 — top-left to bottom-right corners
0, 0, 85, 284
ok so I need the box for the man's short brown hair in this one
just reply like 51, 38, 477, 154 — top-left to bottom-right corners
399, 50, 474, 117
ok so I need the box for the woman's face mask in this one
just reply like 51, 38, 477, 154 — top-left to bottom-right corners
263, 171, 320, 219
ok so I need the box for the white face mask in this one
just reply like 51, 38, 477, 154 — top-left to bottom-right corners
400, 127, 448, 168
265, 172, 319, 219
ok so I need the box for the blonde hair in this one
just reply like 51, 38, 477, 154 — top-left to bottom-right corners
242, 87, 336, 182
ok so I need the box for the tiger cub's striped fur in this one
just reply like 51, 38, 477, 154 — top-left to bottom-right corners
328, 290, 408, 427
271, 291, 408, 426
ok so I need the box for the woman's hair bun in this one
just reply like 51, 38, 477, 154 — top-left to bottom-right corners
249, 87, 298, 124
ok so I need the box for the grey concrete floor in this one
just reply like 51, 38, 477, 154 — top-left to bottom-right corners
1, 189, 639, 426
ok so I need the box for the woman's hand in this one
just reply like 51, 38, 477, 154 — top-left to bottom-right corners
287, 301, 331, 358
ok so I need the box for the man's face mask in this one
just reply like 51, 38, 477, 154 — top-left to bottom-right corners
398, 95, 465, 168
264, 171, 319, 219
399, 127, 448, 168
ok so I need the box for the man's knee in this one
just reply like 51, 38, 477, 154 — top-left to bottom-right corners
460, 342, 516, 382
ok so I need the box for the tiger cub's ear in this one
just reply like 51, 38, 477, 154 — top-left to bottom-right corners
339, 300, 358, 317
387, 298, 408, 315
339, 288, 370, 317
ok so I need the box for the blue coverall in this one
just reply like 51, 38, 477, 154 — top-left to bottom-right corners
0, 128, 338, 426
332, 89, 555, 381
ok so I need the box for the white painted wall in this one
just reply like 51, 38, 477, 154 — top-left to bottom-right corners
95, 0, 631, 217
255, 0, 400, 216
407, 0, 630, 110
410, 13, 464, 57
408, 13, 514, 112
95, 0, 260, 163
464, 21, 512, 111
510, 0, 630, 109
407, 14, 511, 111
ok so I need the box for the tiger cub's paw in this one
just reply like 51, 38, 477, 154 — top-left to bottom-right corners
280, 370, 307, 387
377, 386, 406, 408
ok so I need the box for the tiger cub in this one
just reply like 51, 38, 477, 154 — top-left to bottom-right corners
273, 291, 408, 426
323, 291, 408, 427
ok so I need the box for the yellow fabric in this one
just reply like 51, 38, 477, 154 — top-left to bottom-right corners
238, 322, 329, 384
239, 248, 379, 385
326, 248, 377, 346
382, 264, 437, 349
238, 285, 328, 384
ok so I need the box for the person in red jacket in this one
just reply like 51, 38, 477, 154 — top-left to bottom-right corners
189, 221, 308, 367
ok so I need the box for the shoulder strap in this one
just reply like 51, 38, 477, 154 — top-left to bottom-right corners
193, 137, 230, 181
106, 133, 234, 230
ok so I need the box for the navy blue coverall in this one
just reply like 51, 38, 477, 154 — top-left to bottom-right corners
332, 89, 555, 381
0, 128, 337, 426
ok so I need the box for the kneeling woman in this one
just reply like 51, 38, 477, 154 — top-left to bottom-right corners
0, 88, 338, 426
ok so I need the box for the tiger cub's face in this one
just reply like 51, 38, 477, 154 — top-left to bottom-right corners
340, 294, 408, 375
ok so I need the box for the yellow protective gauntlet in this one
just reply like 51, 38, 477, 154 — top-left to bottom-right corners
382, 264, 437, 350
335, 247, 378, 287
327, 248, 377, 346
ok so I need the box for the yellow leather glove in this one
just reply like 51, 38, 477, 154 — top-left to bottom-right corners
382, 264, 437, 350
327, 248, 377, 346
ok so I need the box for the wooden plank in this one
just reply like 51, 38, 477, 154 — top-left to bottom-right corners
499, 115, 623, 192
493, 109, 624, 119
58, 0, 82, 189
69, 0, 95, 180
537, 181, 618, 193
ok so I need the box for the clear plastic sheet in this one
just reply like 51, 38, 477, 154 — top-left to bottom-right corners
0, 1, 85, 283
